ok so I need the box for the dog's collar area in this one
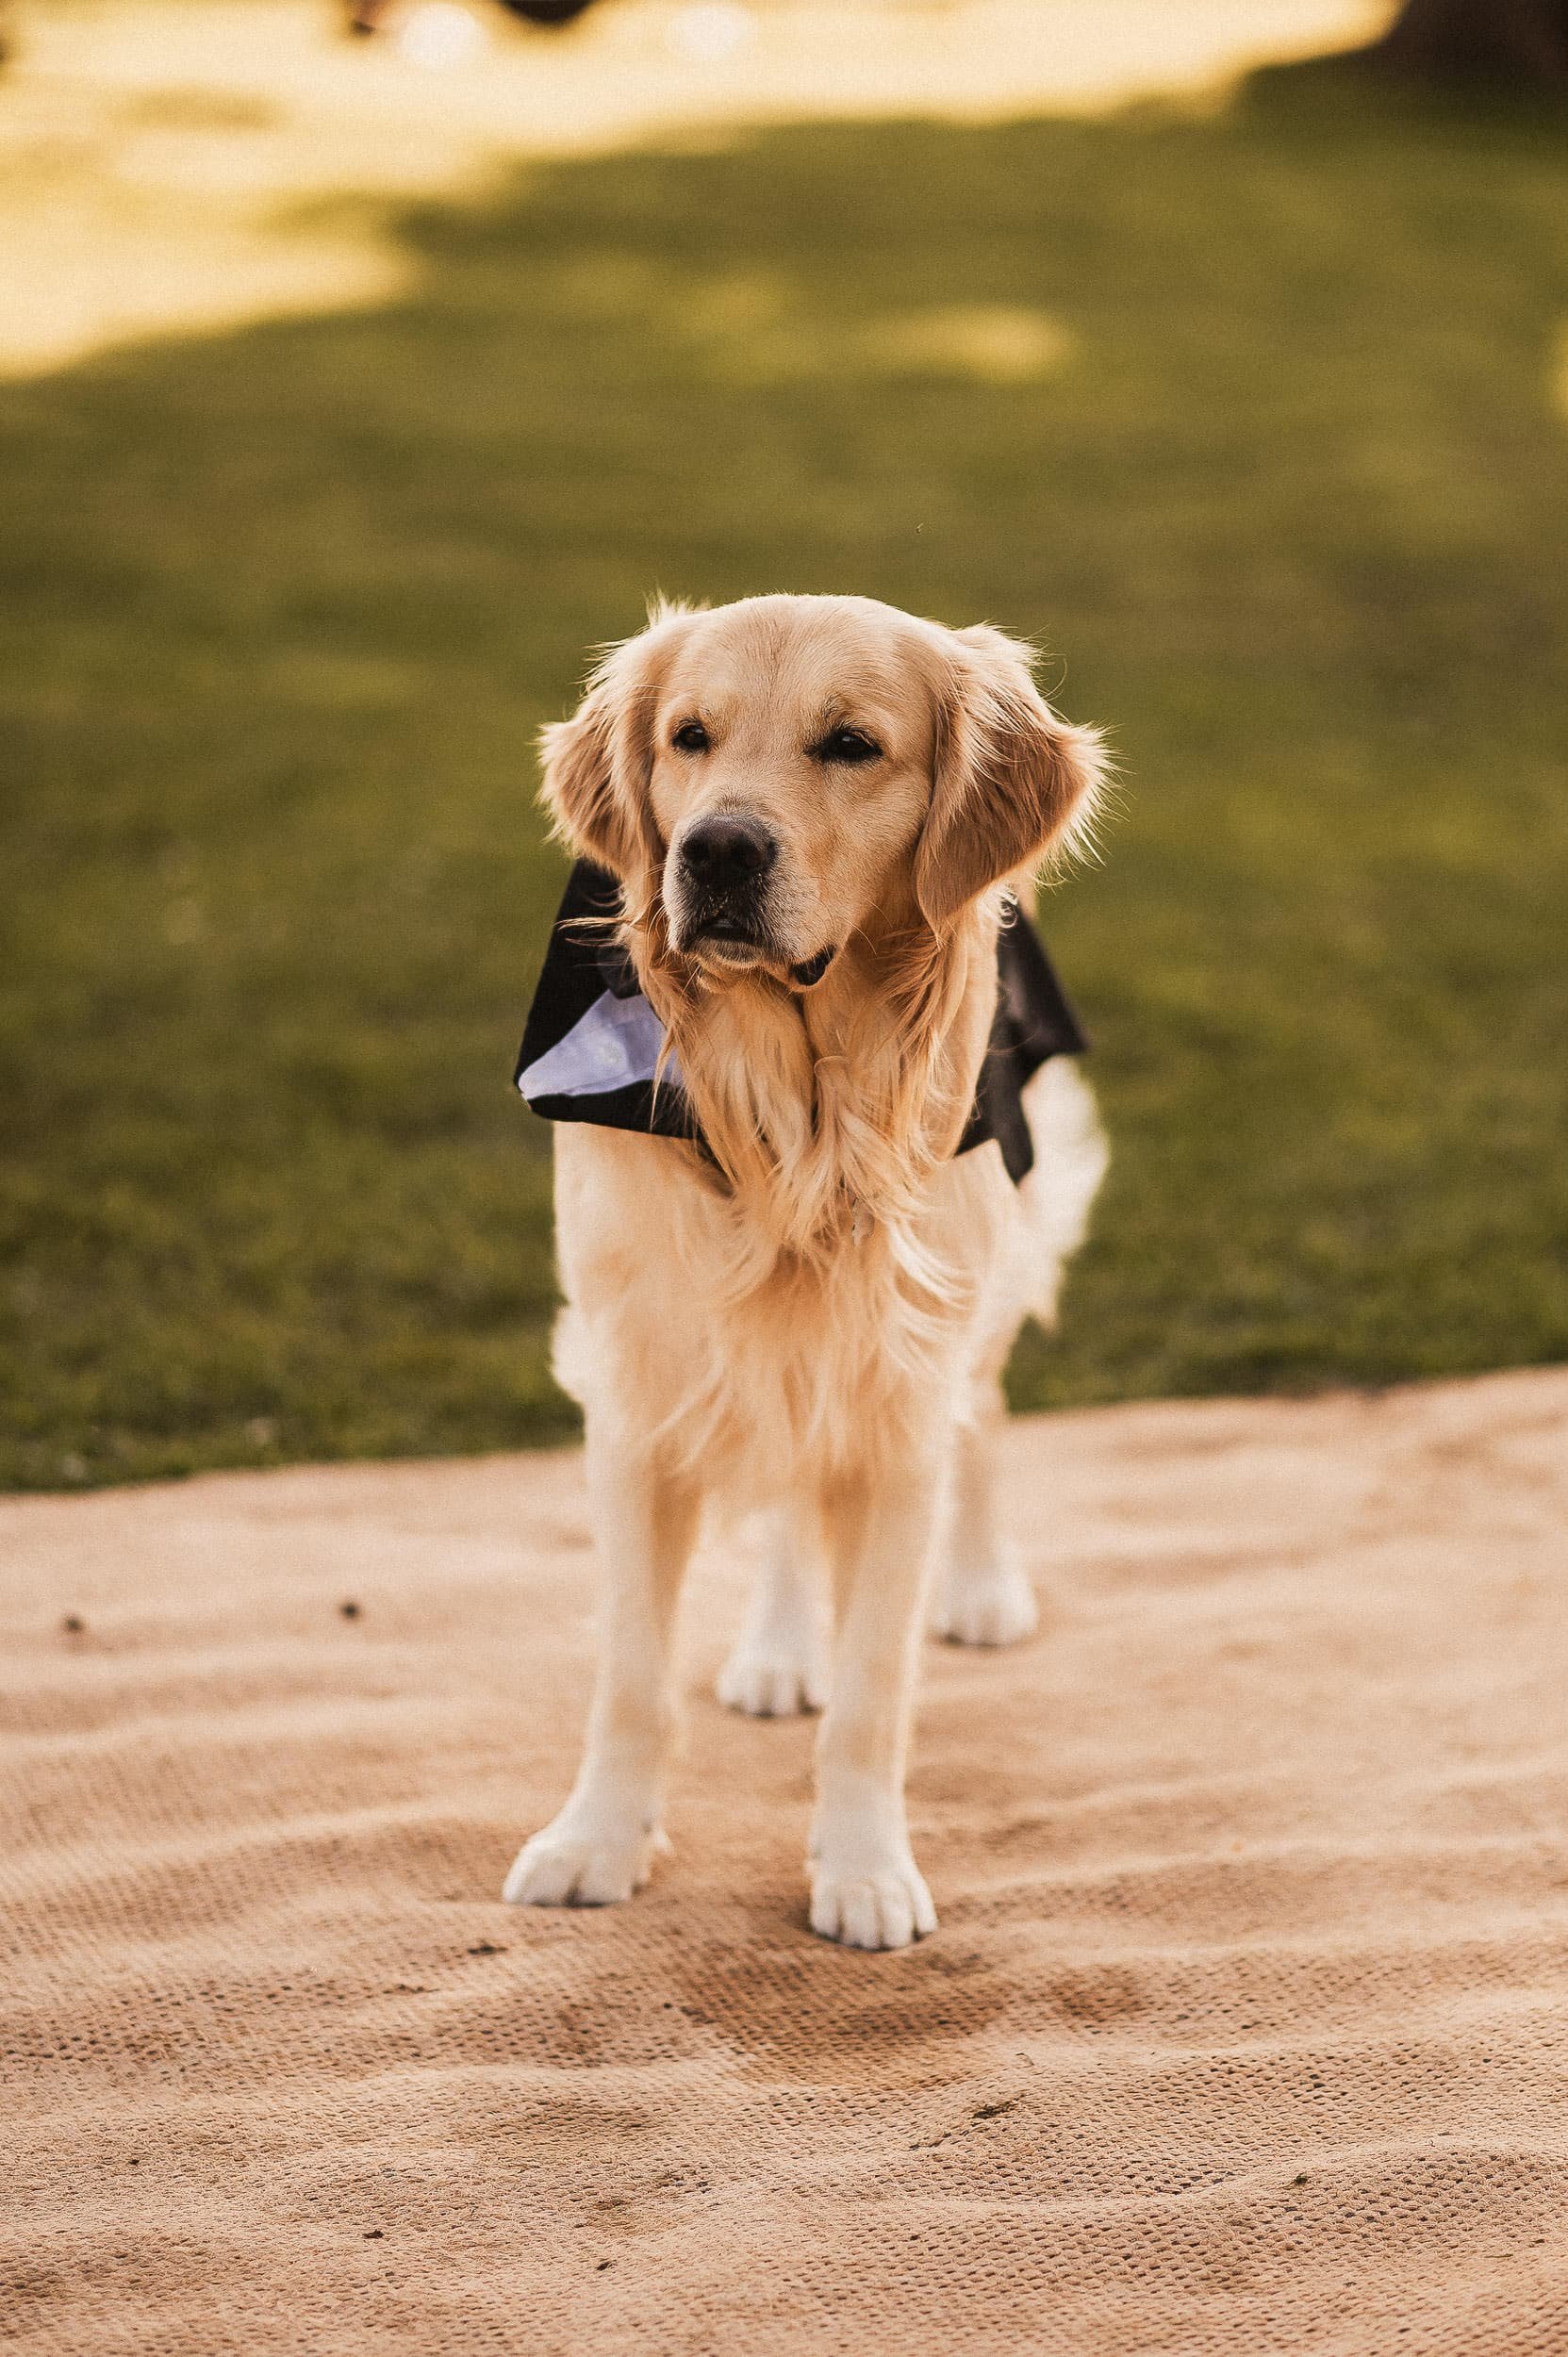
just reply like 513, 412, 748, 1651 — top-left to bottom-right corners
788, 946, 837, 990
516, 861, 1091, 1189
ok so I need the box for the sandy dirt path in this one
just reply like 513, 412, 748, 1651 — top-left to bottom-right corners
2, 0, 1384, 375
5, 1366, 1566, 2353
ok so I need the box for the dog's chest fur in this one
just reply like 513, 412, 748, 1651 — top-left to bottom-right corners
552, 906, 1018, 1490
553, 1127, 1012, 1494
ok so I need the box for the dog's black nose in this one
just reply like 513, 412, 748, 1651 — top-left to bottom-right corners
679, 814, 777, 893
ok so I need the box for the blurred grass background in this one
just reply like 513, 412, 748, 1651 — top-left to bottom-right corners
3, 69, 1566, 1490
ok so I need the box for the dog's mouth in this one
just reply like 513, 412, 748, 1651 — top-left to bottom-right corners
671, 882, 837, 988
685, 922, 838, 990
690, 915, 770, 966
697, 913, 766, 948
677, 887, 779, 964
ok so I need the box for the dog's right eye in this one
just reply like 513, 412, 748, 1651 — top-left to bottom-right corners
671, 720, 709, 754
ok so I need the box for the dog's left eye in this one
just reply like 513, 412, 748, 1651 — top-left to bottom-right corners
671, 719, 709, 753
817, 727, 883, 766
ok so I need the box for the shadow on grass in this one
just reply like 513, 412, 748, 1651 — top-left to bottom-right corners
2, 75, 1565, 1487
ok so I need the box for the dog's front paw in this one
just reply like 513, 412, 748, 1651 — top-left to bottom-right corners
502, 1815, 668, 1908
931, 1562, 1038, 1648
809, 1856, 937, 1951
717, 1632, 829, 1718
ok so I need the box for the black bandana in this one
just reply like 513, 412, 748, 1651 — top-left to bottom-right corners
515, 860, 1088, 1185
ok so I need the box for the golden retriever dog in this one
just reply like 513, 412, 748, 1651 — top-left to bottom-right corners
503, 593, 1108, 1948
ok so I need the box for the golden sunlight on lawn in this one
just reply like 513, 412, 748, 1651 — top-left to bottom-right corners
2, 0, 1386, 378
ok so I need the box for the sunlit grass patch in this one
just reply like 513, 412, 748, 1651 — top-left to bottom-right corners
1551, 321, 1568, 423
863, 305, 1072, 384
2, 83, 1565, 1489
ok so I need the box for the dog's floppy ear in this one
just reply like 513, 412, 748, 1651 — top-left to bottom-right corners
539, 608, 692, 882
915, 624, 1107, 933
538, 675, 638, 878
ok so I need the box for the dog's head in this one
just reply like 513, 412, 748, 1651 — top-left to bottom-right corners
540, 593, 1105, 985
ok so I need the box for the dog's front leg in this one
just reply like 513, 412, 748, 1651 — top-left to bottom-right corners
503, 1423, 698, 1908
809, 1453, 943, 1950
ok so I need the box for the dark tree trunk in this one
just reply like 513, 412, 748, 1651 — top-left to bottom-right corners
1371, 0, 1568, 81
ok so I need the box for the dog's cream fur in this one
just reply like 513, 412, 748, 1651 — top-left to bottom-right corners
503, 593, 1109, 1948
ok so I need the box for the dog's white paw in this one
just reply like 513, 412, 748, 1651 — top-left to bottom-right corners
502, 1816, 667, 1908
931, 1563, 1039, 1648
809, 1855, 937, 1951
717, 1633, 829, 1718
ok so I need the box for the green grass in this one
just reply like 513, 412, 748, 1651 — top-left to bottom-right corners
4, 76, 1567, 1491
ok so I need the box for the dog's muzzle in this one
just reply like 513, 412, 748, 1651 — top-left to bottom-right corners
674, 813, 778, 953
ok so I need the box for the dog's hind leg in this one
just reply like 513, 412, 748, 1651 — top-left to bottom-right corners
717, 1501, 830, 1718
927, 1059, 1109, 1653
930, 1364, 1039, 1649
503, 1420, 699, 1908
